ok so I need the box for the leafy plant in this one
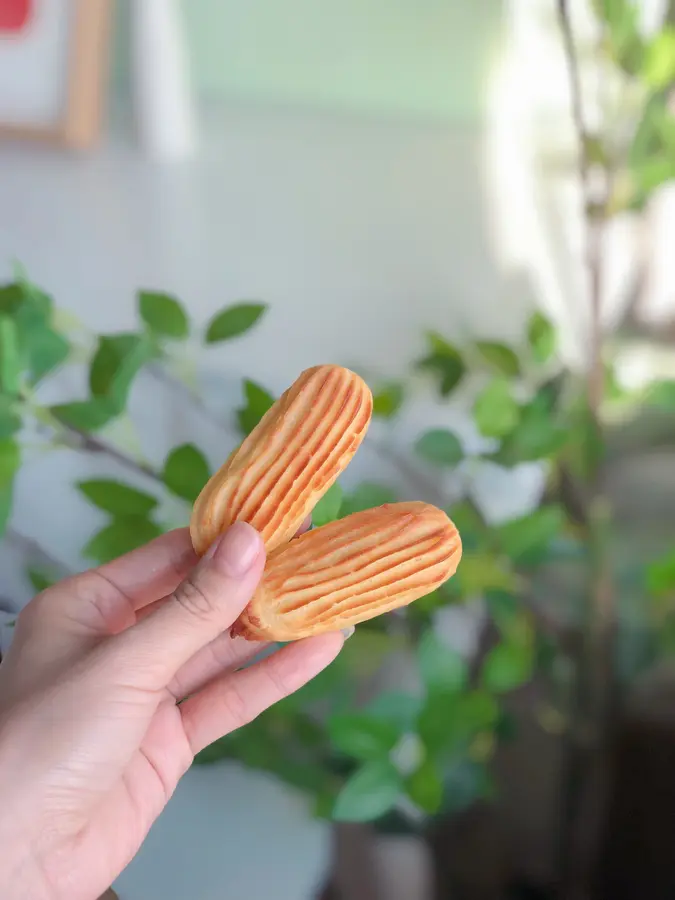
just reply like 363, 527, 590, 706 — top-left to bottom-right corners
2, 5, 675, 893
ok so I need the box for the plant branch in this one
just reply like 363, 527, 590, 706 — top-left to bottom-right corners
71, 425, 159, 481
38, 404, 162, 484
369, 439, 446, 503
5, 528, 73, 578
557, 0, 605, 406
556, 3, 618, 896
147, 359, 211, 414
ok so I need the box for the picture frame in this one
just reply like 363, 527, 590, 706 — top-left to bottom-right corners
0, 0, 113, 149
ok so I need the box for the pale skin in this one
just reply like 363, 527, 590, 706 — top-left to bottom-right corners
0, 518, 346, 900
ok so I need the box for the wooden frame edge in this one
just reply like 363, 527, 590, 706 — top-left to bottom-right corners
0, 0, 114, 150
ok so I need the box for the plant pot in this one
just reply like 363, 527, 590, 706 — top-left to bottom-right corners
372, 832, 436, 900
113, 760, 331, 900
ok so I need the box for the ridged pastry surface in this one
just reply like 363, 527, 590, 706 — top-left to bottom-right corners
189, 365, 372, 555
230, 502, 462, 641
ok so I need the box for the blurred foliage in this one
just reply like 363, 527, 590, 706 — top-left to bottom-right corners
2, 260, 671, 834
1, 0, 675, 841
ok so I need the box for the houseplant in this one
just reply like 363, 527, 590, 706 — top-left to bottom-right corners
2, 260, 671, 900
2, 3, 675, 898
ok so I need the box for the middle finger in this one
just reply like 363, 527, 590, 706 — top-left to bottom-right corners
167, 631, 270, 700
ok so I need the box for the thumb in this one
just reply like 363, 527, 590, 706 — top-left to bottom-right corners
100, 523, 265, 690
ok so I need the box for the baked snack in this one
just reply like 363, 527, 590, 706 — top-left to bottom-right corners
189, 364, 372, 556
230, 501, 462, 642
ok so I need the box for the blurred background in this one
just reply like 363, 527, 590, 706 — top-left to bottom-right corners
2, 1, 675, 898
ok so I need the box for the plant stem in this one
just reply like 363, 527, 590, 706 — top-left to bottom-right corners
556, 2, 617, 896
37, 403, 162, 484
6, 528, 73, 578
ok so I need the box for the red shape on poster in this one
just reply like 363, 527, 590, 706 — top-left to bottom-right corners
0, 0, 32, 33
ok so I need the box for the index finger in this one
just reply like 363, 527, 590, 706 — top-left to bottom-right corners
97, 528, 198, 612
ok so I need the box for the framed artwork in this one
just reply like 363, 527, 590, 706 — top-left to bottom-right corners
0, 0, 113, 149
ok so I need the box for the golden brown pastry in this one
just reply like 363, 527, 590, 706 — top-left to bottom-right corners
230, 501, 462, 642
189, 365, 373, 556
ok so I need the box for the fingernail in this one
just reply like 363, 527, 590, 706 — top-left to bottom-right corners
341, 626, 355, 639
211, 523, 262, 577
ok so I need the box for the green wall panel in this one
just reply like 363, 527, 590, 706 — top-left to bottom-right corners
113, 0, 502, 123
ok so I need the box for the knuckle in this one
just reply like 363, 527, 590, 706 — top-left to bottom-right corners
171, 575, 215, 622
70, 572, 127, 633
16, 588, 51, 631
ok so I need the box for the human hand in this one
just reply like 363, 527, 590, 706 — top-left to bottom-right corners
0, 520, 346, 900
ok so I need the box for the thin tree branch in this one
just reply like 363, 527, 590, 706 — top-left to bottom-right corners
65, 424, 159, 481
5, 528, 73, 578
556, 3, 618, 896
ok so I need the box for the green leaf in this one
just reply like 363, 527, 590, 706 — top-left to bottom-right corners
138, 291, 189, 339
372, 382, 404, 419
205, 303, 267, 343
365, 692, 422, 734
455, 552, 517, 595
83, 517, 163, 564
0, 396, 21, 439
446, 501, 485, 553
631, 157, 675, 197
490, 389, 567, 466
0, 315, 21, 395
642, 28, 675, 90
418, 629, 468, 694
25, 325, 70, 384
417, 689, 499, 755
474, 342, 520, 378
594, 0, 644, 75
0, 482, 13, 537
341, 482, 398, 516
163, 443, 210, 502
50, 398, 119, 432
406, 757, 444, 814
648, 380, 675, 409
328, 713, 400, 761
415, 429, 464, 467
629, 94, 668, 168
416, 332, 465, 397
496, 505, 565, 565
0, 438, 20, 487
0, 283, 26, 316
312, 482, 343, 526
332, 760, 402, 822
89, 333, 156, 408
482, 640, 534, 693
236, 379, 275, 435
77, 479, 158, 517
473, 378, 519, 438
11, 269, 53, 316
26, 568, 56, 593
527, 311, 556, 364
484, 590, 521, 634
646, 550, 675, 596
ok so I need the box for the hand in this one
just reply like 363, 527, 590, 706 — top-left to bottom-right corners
0, 521, 346, 900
